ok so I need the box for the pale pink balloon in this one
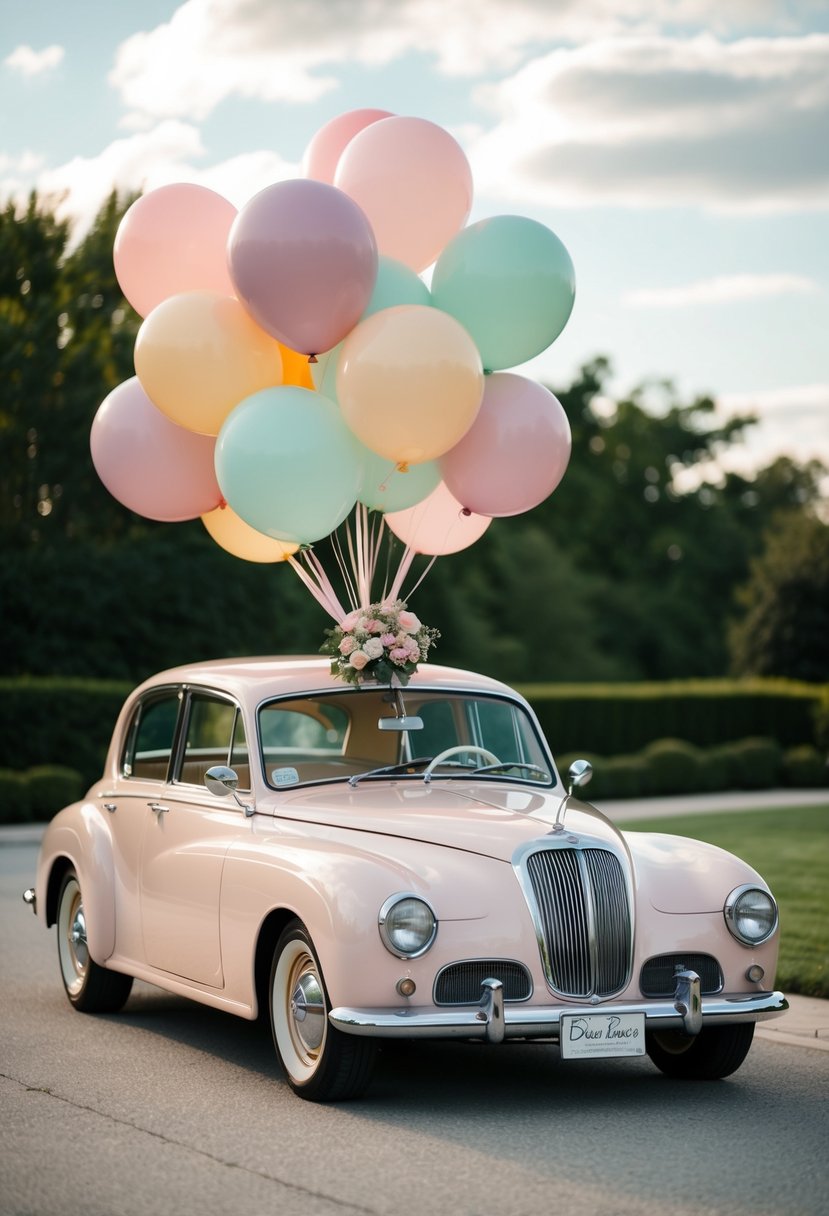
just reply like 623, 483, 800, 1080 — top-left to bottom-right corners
114, 184, 237, 318
385, 482, 491, 555
335, 116, 473, 272
90, 378, 222, 521
227, 179, 378, 355
440, 373, 572, 517
302, 108, 394, 183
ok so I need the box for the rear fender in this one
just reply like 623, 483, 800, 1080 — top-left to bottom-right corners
37, 802, 116, 964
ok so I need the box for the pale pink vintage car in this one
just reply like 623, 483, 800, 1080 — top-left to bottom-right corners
24, 657, 787, 1101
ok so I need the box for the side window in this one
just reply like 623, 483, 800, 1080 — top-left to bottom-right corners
178, 693, 250, 790
123, 694, 180, 781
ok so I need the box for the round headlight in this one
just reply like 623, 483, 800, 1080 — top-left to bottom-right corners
724, 884, 778, 946
378, 894, 437, 959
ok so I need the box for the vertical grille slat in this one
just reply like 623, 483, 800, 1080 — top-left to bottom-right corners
525, 847, 632, 999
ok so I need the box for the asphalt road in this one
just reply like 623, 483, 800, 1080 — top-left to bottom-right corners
2, 839, 827, 1216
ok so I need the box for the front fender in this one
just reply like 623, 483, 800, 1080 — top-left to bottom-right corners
36, 801, 116, 964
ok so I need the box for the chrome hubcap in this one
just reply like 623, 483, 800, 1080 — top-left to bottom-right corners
289, 967, 325, 1055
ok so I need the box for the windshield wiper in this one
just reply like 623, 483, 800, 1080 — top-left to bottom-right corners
348, 758, 433, 788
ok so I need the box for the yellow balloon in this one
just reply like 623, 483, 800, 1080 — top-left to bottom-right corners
336, 304, 484, 463
279, 343, 315, 388
201, 502, 299, 563
135, 291, 283, 435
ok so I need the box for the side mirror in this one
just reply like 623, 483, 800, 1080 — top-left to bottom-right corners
205, 765, 238, 797
567, 758, 593, 796
205, 765, 254, 818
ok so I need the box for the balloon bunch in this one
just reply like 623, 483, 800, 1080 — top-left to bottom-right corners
91, 109, 576, 619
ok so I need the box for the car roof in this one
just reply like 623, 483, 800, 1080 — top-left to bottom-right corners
131, 657, 520, 704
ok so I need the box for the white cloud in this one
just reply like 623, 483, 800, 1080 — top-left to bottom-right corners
468, 33, 829, 212
106, 0, 824, 124
3, 44, 65, 78
624, 274, 821, 308
27, 122, 298, 243
718, 382, 829, 476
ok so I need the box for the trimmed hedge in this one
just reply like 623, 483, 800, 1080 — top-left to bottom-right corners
0, 677, 130, 787
0, 765, 87, 825
519, 678, 825, 756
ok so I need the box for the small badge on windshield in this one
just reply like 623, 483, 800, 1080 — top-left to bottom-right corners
272, 767, 299, 786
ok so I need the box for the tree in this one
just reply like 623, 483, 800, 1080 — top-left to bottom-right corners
728, 512, 829, 682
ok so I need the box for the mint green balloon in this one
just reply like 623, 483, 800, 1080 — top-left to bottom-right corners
363, 255, 431, 318
357, 448, 441, 512
431, 216, 575, 372
216, 385, 362, 544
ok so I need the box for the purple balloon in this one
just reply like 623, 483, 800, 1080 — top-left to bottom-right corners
227, 179, 378, 355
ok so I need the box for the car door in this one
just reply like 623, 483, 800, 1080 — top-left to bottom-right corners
138, 689, 251, 987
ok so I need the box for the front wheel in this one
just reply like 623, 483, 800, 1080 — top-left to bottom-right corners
56, 869, 133, 1013
269, 920, 376, 1101
646, 1022, 755, 1080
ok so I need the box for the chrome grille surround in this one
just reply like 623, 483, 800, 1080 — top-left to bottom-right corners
434, 959, 533, 1005
513, 836, 634, 1000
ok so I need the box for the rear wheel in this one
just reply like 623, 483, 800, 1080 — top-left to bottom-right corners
646, 1022, 755, 1080
56, 869, 133, 1013
269, 919, 376, 1101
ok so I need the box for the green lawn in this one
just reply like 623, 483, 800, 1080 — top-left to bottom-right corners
618, 804, 829, 999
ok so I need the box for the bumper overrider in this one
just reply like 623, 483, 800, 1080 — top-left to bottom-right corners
329, 972, 788, 1045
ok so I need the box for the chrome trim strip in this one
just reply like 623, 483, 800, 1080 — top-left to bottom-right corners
329, 990, 788, 1040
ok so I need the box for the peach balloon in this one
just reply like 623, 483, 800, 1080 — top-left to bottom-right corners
302, 108, 394, 183
279, 343, 315, 388
90, 378, 221, 522
385, 481, 491, 555
114, 183, 237, 318
337, 305, 484, 464
202, 503, 299, 563
335, 117, 473, 272
134, 292, 283, 436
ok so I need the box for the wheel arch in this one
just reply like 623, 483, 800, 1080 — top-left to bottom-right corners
253, 907, 300, 1021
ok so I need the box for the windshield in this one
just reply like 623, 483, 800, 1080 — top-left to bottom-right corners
258, 687, 555, 790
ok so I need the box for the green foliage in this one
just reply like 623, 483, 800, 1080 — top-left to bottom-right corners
618, 806, 829, 998
0, 677, 130, 786
726, 737, 784, 790
729, 512, 829, 682
642, 738, 703, 795
0, 769, 32, 823
782, 746, 828, 789
25, 765, 86, 819
520, 678, 822, 756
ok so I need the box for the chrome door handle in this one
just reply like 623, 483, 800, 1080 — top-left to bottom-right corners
148, 802, 170, 816
103, 803, 117, 814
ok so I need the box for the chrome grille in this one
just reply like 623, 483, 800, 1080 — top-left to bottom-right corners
525, 847, 632, 998
434, 960, 532, 1005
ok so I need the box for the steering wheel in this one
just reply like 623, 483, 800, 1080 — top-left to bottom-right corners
424, 745, 501, 778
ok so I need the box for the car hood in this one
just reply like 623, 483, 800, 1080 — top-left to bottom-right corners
268, 781, 623, 862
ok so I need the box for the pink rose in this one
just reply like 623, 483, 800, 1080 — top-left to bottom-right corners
349, 650, 370, 670
338, 636, 357, 656
398, 609, 421, 634
340, 610, 362, 633
366, 618, 384, 634
380, 632, 396, 647
390, 646, 410, 665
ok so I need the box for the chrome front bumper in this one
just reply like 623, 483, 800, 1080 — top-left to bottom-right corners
329, 976, 788, 1045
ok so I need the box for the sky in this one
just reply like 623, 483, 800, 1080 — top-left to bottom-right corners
2, 0, 828, 489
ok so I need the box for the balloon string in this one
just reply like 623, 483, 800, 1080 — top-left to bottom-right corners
286, 553, 347, 622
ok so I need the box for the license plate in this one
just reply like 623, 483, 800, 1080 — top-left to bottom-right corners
560, 1012, 646, 1059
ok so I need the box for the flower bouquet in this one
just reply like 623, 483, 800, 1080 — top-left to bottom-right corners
321, 600, 440, 686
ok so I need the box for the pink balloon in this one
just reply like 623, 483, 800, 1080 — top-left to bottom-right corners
302, 108, 394, 183
90, 378, 222, 521
335, 117, 473, 272
440, 373, 572, 517
227, 179, 378, 355
113, 184, 237, 318
385, 482, 491, 555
